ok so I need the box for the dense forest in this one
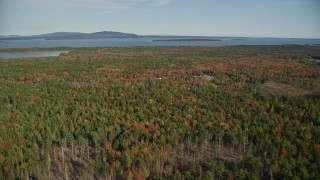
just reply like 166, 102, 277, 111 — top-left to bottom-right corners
0, 45, 319, 179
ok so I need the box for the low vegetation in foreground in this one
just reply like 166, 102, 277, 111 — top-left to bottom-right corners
0, 45, 319, 179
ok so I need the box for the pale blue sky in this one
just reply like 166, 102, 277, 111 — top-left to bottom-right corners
0, 0, 319, 38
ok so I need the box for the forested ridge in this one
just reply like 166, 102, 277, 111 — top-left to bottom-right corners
0, 45, 319, 179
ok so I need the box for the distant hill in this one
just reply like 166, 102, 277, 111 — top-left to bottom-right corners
0, 31, 140, 40
0, 35, 20, 38
35, 32, 85, 38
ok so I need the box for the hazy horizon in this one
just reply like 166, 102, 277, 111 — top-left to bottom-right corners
1, 0, 320, 38
2, 31, 320, 40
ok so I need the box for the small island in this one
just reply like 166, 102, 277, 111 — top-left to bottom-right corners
153, 38, 222, 42
232, 38, 243, 40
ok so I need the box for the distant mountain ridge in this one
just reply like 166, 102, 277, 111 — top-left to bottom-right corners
0, 31, 140, 40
